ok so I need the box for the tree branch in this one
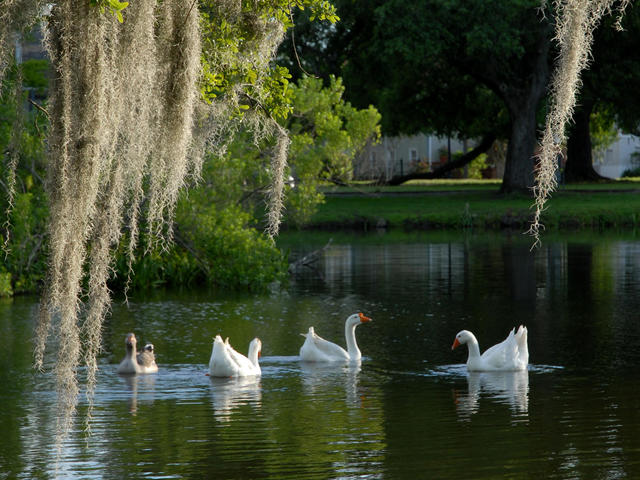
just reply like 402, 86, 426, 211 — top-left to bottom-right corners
288, 238, 333, 274
28, 98, 49, 118
288, 3, 318, 78
381, 133, 497, 186
173, 227, 211, 275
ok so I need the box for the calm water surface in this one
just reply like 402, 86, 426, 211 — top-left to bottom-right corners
2, 231, 640, 479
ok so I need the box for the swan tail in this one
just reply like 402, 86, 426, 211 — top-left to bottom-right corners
515, 325, 528, 345
300, 326, 315, 338
515, 325, 529, 365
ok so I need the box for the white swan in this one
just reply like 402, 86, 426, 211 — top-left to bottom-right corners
452, 326, 528, 371
117, 333, 158, 374
299, 312, 371, 362
209, 335, 262, 377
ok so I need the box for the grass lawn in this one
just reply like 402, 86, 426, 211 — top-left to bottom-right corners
296, 179, 640, 230
320, 177, 640, 193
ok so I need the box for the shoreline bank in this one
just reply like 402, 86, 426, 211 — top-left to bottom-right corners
289, 184, 640, 232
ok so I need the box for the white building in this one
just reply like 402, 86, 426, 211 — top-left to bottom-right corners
355, 132, 640, 181
354, 134, 478, 181
593, 133, 640, 178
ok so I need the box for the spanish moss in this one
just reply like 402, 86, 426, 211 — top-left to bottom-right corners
0, 0, 45, 253
267, 124, 290, 237
2, 61, 24, 253
29, 0, 203, 449
199, 0, 289, 235
0, 0, 44, 83
530, 0, 631, 245
2, 0, 322, 451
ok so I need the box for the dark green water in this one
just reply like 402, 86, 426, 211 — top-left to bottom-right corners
2, 231, 640, 479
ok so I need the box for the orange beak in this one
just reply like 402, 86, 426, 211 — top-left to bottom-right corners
359, 313, 372, 323
451, 338, 461, 350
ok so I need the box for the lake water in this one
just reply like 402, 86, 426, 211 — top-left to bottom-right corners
2, 231, 640, 479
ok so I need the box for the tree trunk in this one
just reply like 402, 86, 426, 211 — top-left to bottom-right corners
498, 25, 551, 194
500, 104, 538, 193
565, 101, 608, 182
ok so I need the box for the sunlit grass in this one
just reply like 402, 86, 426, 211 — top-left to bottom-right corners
299, 180, 640, 231
321, 179, 502, 193
320, 178, 640, 194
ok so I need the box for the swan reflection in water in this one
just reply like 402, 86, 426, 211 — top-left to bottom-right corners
300, 360, 362, 406
454, 369, 529, 420
209, 376, 262, 422
120, 373, 158, 415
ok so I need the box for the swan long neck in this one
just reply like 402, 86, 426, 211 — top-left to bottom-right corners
465, 334, 481, 361
248, 343, 260, 366
345, 322, 361, 360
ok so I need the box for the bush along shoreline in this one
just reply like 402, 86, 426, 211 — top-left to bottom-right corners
287, 214, 640, 232
287, 209, 640, 231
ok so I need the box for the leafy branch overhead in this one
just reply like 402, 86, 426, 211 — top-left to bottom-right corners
89, 0, 129, 22
200, 0, 338, 122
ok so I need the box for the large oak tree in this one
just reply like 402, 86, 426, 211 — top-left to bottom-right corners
281, 0, 555, 192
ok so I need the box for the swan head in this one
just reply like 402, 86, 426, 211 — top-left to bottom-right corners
451, 330, 474, 350
347, 312, 372, 327
125, 333, 137, 351
249, 338, 262, 356
143, 343, 154, 353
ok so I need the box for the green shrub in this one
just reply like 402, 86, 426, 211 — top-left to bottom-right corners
467, 153, 488, 179
114, 201, 287, 292
0, 270, 13, 297
452, 151, 488, 179
175, 203, 287, 290
621, 166, 640, 178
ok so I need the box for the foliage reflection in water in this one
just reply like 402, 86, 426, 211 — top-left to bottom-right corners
1, 232, 640, 478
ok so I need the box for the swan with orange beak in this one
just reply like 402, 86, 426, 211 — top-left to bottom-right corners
300, 312, 372, 362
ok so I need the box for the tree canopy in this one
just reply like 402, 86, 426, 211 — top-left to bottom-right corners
280, 0, 553, 192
